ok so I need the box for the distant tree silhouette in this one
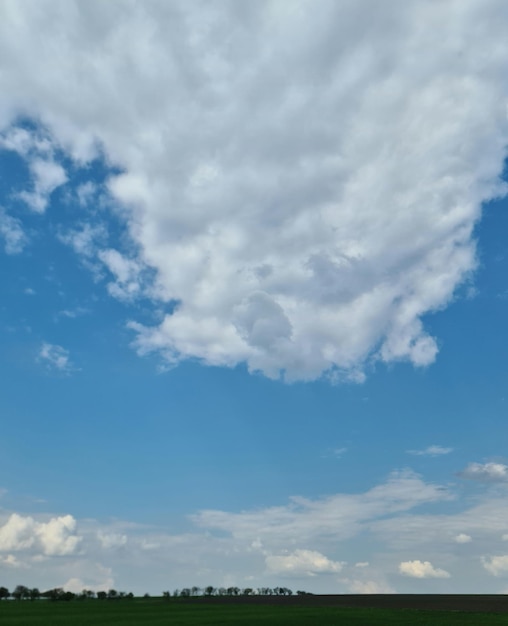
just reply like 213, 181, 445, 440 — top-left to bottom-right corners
29, 588, 40, 601
0, 586, 9, 600
12, 585, 29, 601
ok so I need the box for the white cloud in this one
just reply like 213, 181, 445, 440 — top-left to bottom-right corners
98, 249, 144, 301
97, 531, 127, 550
57, 307, 90, 319
408, 445, 453, 457
265, 549, 343, 576
38, 342, 75, 373
455, 533, 472, 544
399, 560, 450, 579
192, 471, 451, 547
345, 579, 395, 594
0, 126, 67, 212
482, 555, 508, 576
0, 554, 27, 568
76, 181, 97, 207
354, 561, 369, 568
0, 513, 81, 556
18, 158, 67, 212
0, 207, 27, 254
459, 462, 508, 483
0, 1, 507, 380
58, 222, 107, 259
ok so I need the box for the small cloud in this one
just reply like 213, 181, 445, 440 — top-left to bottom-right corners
458, 462, 508, 483
99, 248, 145, 301
0, 208, 28, 254
454, 533, 472, 544
38, 342, 76, 374
354, 562, 369, 568
58, 222, 108, 279
24, 287, 36, 295
97, 531, 128, 549
345, 579, 395, 594
482, 555, 508, 576
18, 158, 67, 213
407, 445, 453, 457
57, 307, 90, 319
76, 181, 97, 207
502, 534, 508, 541
265, 549, 343, 576
332, 447, 348, 458
399, 560, 450, 579
0, 554, 25, 568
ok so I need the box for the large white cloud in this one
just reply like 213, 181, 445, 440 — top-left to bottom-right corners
1, 1, 508, 380
0, 513, 81, 556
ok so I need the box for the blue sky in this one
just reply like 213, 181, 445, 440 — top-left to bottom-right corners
1, 0, 508, 595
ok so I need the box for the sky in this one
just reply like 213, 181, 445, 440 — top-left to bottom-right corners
0, 0, 508, 595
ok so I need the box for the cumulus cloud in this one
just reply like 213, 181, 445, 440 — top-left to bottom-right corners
0, 513, 81, 556
455, 533, 472, 544
482, 555, 508, 576
0, 207, 27, 254
38, 342, 75, 373
0, 1, 507, 380
407, 445, 453, 457
265, 549, 343, 576
399, 560, 450, 579
458, 462, 508, 483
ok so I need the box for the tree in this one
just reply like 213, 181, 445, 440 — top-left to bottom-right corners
12, 585, 29, 601
29, 588, 40, 601
97, 591, 107, 600
0, 587, 9, 600
204, 586, 215, 596
108, 589, 118, 600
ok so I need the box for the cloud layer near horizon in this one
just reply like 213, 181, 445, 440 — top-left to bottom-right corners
1, 470, 508, 594
1, 0, 508, 380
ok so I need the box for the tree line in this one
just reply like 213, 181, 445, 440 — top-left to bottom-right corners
0, 585, 312, 601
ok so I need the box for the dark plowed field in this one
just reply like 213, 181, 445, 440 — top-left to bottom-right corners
193, 594, 508, 613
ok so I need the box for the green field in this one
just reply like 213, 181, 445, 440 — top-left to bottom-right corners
1, 599, 508, 626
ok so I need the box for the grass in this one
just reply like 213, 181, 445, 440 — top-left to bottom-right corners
1, 598, 508, 626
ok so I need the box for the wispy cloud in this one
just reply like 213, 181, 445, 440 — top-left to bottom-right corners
0, 208, 28, 254
407, 445, 454, 457
38, 342, 76, 374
